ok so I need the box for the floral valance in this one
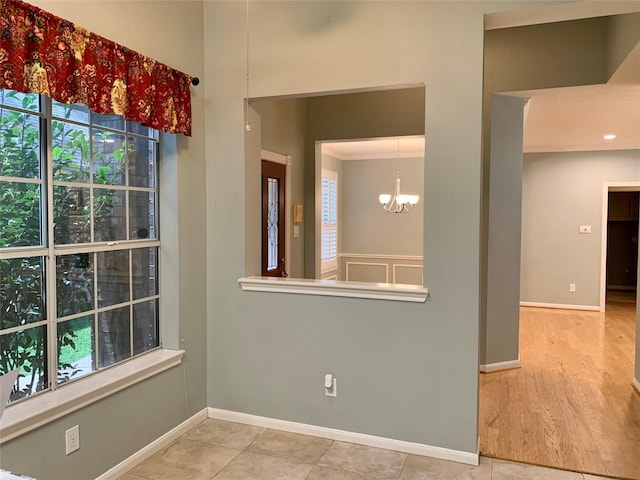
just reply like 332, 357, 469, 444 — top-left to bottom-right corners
0, 0, 193, 136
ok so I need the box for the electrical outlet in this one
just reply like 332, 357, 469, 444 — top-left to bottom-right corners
324, 376, 337, 397
569, 283, 576, 293
65, 425, 80, 455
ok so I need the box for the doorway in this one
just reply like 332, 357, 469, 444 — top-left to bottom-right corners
261, 159, 287, 277
604, 189, 639, 305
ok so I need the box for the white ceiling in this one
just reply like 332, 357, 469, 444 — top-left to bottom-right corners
517, 39, 640, 153
323, 137, 425, 160
323, 38, 640, 160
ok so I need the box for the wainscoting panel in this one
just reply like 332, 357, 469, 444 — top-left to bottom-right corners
340, 254, 423, 286
345, 262, 389, 283
393, 264, 423, 285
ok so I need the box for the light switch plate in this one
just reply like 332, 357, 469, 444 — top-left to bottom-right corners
579, 225, 591, 234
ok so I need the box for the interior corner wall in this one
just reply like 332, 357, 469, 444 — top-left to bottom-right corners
606, 13, 640, 80
520, 150, 640, 307
1, 2, 207, 479
251, 98, 307, 278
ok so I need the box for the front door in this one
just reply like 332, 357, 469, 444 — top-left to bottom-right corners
261, 160, 287, 277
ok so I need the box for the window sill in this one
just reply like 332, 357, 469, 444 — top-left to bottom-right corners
0, 349, 184, 444
238, 276, 429, 303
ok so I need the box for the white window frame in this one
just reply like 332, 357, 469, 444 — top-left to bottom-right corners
0, 91, 162, 407
321, 169, 338, 273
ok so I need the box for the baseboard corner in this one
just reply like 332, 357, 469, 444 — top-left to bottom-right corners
479, 358, 521, 373
95, 408, 208, 480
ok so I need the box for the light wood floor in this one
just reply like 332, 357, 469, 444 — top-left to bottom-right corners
479, 302, 640, 480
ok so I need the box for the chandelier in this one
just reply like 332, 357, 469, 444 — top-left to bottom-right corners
379, 139, 419, 213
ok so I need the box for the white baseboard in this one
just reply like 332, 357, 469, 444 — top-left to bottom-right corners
95, 408, 208, 480
520, 301, 600, 311
208, 407, 478, 466
633, 377, 640, 395
479, 359, 521, 373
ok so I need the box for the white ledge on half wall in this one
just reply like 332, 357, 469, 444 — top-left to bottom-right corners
238, 276, 429, 303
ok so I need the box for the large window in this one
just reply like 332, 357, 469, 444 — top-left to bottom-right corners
321, 169, 338, 273
0, 89, 160, 403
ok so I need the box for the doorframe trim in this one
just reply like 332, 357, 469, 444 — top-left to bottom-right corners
262, 149, 292, 276
599, 182, 640, 312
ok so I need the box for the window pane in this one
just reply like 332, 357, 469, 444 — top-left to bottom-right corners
133, 299, 158, 355
97, 306, 130, 368
97, 250, 130, 308
51, 121, 90, 182
129, 191, 156, 240
1, 257, 46, 330
0, 325, 48, 402
56, 253, 94, 318
93, 130, 126, 185
128, 137, 156, 188
0, 110, 40, 178
57, 315, 95, 385
0, 181, 42, 247
92, 112, 125, 132
128, 121, 156, 140
94, 188, 126, 242
53, 186, 90, 244
0, 89, 39, 112
52, 100, 90, 124
132, 247, 158, 300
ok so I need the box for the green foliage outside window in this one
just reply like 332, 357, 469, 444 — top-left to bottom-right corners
0, 89, 127, 401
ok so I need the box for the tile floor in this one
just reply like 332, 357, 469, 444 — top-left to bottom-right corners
119, 419, 616, 480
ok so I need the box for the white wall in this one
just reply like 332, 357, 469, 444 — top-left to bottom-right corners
521, 150, 640, 307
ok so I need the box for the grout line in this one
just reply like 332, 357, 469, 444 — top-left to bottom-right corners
397, 452, 410, 479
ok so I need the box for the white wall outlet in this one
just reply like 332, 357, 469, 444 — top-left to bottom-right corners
324, 374, 337, 397
579, 225, 591, 234
569, 283, 576, 292
65, 425, 80, 455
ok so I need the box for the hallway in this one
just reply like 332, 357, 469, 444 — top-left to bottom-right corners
479, 302, 639, 479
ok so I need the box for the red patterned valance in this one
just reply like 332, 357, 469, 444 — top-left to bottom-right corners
0, 0, 193, 136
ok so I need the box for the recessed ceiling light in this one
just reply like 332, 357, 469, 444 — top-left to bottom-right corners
603, 134, 616, 140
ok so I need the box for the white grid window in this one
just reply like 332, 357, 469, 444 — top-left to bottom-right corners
321, 169, 338, 273
0, 89, 160, 403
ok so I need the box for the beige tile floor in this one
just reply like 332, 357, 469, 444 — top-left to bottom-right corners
119, 419, 616, 480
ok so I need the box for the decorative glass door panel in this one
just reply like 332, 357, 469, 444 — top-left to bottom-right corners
261, 160, 286, 277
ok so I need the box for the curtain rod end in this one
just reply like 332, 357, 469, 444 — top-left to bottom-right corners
191, 77, 200, 86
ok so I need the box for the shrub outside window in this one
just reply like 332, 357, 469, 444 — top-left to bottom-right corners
0, 89, 160, 403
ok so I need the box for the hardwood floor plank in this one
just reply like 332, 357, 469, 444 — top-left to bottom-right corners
479, 303, 639, 479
